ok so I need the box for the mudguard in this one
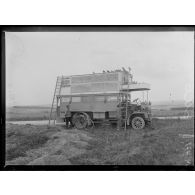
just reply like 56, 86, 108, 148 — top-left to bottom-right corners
127, 111, 147, 125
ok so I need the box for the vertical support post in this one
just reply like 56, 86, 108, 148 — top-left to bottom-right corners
117, 93, 121, 131
124, 77, 130, 131
124, 93, 128, 131
147, 91, 148, 102
142, 91, 144, 102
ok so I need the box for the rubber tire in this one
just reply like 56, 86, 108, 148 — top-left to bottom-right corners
72, 113, 88, 129
131, 116, 145, 130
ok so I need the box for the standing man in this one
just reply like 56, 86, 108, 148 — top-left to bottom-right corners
64, 104, 72, 128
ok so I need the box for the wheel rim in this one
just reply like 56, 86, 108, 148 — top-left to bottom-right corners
132, 117, 145, 129
74, 114, 87, 129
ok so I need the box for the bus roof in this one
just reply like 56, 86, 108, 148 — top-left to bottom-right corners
121, 83, 151, 91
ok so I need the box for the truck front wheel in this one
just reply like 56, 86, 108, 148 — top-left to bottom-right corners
131, 116, 145, 130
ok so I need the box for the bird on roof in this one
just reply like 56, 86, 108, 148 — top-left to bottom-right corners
103, 70, 106, 73
122, 67, 128, 73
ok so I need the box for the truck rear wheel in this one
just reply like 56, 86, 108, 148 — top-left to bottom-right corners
131, 116, 145, 130
72, 113, 88, 129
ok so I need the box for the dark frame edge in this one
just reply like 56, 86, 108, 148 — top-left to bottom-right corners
0, 27, 6, 170
0, 25, 194, 171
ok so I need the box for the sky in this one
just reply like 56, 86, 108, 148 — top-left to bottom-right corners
6, 31, 194, 106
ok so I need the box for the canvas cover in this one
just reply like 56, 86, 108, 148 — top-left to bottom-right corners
70, 72, 120, 94
71, 72, 119, 83
59, 71, 137, 95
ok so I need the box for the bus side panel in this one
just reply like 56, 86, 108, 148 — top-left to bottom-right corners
102, 102, 118, 112
69, 101, 118, 112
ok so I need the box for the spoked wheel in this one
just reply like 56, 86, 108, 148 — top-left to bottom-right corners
131, 116, 145, 130
72, 113, 88, 129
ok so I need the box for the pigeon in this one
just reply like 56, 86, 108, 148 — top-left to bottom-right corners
122, 67, 128, 73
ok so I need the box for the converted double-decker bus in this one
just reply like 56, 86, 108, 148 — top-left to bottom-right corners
49, 69, 152, 130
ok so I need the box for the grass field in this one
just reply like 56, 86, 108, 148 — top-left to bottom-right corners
152, 108, 194, 117
6, 118, 194, 165
6, 106, 51, 121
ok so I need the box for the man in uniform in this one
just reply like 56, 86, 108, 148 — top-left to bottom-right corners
64, 104, 72, 128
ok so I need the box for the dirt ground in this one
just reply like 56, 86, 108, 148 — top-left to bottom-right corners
6, 118, 194, 165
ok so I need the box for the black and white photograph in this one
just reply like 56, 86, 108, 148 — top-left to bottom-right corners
1, 27, 194, 169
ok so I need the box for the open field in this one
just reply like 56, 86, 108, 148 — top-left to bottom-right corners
6, 105, 194, 121
6, 118, 194, 165
6, 106, 51, 121
152, 108, 194, 117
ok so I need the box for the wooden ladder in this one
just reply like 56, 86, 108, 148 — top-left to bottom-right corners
48, 76, 63, 125
118, 82, 130, 131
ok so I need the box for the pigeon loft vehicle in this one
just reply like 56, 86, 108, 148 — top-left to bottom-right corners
49, 69, 152, 130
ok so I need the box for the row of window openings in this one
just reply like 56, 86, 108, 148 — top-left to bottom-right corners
60, 75, 129, 86
59, 95, 130, 103
59, 96, 117, 103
